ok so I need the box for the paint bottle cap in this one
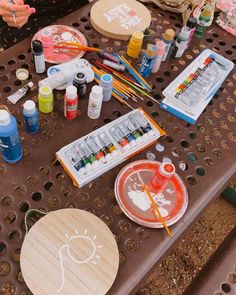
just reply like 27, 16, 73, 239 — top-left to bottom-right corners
66, 85, 77, 100
74, 72, 87, 84
91, 85, 103, 100
132, 31, 144, 42
187, 17, 197, 29
146, 44, 157, 58
159, 162, 175, 177
0, 110, 10, 126
100, 74, 113, 88
41, 28, 53, 48
23, 100, 36, 115
200, 5, 212, 20
162, 29, 175, 41
32, 40, 43, 53
39, 85, 52, 98
16, 68, 29, 81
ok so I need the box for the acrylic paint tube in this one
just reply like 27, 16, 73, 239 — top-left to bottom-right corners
118, 123, 136, 147
122, 118, 142, 142
161, 29, 175, 62
99, 131, 119, 157
93, 134, 112, 161
85, 136, 105, 164
129, 112, 154, 138
79, 142, 98, 170
7, 82, 34, 104
109, 125, 130, 151
172, 26, 191, 58
103, 60, 125, 72
73, 145, 86, 175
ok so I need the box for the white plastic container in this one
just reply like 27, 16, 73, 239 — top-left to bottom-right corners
87, 86, 103, 119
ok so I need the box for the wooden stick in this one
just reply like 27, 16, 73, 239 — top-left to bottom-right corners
143, 184, 173, 238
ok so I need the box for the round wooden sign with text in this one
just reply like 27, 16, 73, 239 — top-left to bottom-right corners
90, 0, 151, 40
21, 209, 119, 295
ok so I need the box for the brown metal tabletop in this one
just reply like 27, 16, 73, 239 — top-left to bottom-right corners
0, 2, 236, 295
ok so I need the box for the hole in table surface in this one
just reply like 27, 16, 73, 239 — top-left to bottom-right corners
8, 230, 20, 241
0, 242, 7, 255
188, 152, 197, 162
18, 201, 30, 212
43, 181, 54, 191
8, 59, 16, 65
4, 212, 16, 224
1, 196, 13, 207
186, 176, 197, 185
227, 272, 236, 284
179, 161, 188, 171
196, 167, 205, 176
221, 283, 231, 293
32, 192, 42, 201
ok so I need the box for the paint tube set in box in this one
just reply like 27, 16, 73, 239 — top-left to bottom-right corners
160, 49, 234, 125
56, 109, 165, 188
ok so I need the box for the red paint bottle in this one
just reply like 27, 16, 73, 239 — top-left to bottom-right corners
64, 85, 78, 120
149, 162, 175, 194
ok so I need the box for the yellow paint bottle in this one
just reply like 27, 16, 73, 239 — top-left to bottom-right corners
38, 85, 53, 113
127, 31, 144, 59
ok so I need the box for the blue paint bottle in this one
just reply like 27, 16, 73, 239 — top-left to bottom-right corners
23, 100, 39, 134
100, 74, 113, 102
0, 109, 23, 163
139, 44, 157, 78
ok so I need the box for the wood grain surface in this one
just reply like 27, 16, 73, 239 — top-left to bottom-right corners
20, 209, 119, 295
90, 0, 151, 40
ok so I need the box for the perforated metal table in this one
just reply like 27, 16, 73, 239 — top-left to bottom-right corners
0, 3, 236, 295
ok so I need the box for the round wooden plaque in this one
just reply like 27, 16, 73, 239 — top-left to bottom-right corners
90, 0, 152, 40
21, 209, 119, 295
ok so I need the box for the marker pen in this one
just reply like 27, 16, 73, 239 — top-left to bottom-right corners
85, 136, 105, 164
109, 125, 130, 151
99, 132, 119, 157
93, 134, 112, 161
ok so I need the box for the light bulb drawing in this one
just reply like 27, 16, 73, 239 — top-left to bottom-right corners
57, 228, 103, 293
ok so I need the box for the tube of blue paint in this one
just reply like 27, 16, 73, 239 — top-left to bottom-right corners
99, 74, 113, 102
23, 100, 39, 134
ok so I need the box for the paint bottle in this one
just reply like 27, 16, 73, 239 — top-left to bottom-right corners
87, 86, 103, 119
38, 85, 53, 113
100, 74, 113, 102
64, 85, 78, 120
195, 5, 212, 38
0, 109, 22, 163
32, 40, 46, 74
151, 39, 165, 73
161, 29, 175, 62
99, 131, 119, 157
149, 162, 175, 194
23, 100, 39, 134
186, 17, 197, 48
172, 26, 191, 58
127, 31, 144, 59
73, 72, 87, 97
139, 44, 157, 78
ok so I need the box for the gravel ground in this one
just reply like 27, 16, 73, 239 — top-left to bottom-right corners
137, 195, 236, 295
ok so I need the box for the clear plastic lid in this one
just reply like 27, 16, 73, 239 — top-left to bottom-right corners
115, 160, 188, 228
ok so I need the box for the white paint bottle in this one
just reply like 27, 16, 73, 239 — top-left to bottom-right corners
87, 85, 103, 119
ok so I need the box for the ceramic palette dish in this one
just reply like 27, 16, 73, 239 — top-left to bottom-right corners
115, 160, 188, 228
32, 25, 87, 64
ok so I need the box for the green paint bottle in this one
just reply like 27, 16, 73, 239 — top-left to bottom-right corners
195, 5, 212, 38
38, 85, 53, 113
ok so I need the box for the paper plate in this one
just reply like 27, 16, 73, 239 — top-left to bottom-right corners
115, 160, 188, 228
32, 25, 87, 64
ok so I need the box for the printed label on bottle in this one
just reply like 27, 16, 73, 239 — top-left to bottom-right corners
0, 134, 22, 161
162, 43, 171, 61
88, 101, 101, 119
64, 100, 78, 119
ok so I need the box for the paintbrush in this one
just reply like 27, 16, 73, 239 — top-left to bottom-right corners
55, 42, 101, 52
143, 184, 173, 238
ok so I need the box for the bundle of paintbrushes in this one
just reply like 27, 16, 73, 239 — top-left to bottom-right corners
91, 53, 158, 108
